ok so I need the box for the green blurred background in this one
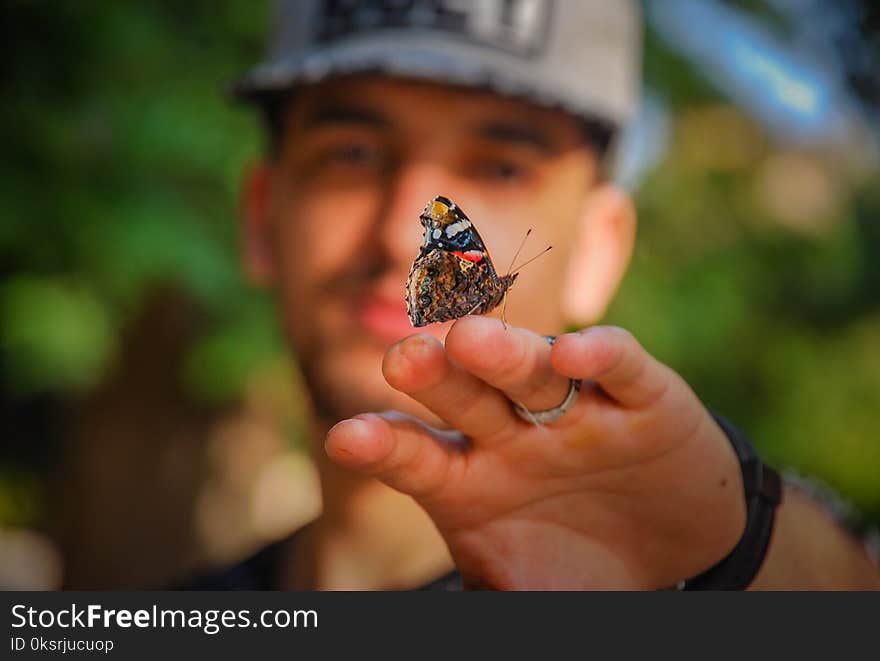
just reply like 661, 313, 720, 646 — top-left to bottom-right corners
1, 1, 878, 588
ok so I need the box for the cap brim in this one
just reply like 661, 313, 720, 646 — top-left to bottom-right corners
229, 37, 620, 129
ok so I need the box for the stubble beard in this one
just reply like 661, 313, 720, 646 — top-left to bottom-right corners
296, 342, 401, 426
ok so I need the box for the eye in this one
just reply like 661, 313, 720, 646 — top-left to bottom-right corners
293, 133, 391, 185
473, 159, 529, 183
324, 142, 381, 166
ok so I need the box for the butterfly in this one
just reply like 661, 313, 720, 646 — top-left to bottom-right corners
405, 196, 549, 327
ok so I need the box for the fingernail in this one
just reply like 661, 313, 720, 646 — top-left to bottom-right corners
328, 417, 369, 438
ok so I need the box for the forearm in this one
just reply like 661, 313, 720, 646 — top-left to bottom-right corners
749, 485, 880, 590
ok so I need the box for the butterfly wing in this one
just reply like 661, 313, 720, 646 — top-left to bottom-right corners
406, 197, 516, 327
418, 196, 496, 273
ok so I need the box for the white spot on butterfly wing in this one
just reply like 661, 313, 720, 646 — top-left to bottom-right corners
446, 221, 469, 237
432, 228, 441, 239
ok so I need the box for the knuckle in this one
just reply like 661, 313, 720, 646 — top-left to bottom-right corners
443, 378, 498, 432
594, 339, 626, 377
641, 365, 673, 408
502, 340, 541, 384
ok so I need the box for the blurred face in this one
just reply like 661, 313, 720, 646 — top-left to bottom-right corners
258, 76, 599, 422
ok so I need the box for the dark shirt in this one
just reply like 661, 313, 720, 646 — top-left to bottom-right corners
174, 530, 463, 591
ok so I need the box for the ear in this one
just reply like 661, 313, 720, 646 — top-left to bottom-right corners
561, 185, 637, 326
240, 163, 277, 286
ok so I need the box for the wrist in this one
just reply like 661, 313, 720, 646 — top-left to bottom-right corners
678, 411, 782, 590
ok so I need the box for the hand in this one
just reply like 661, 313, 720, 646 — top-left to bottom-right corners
325, 316, 747, 589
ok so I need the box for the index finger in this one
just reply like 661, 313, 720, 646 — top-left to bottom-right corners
550, 326, 674, 409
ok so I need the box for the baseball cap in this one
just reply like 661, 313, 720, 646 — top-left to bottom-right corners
232, 0, 642, 131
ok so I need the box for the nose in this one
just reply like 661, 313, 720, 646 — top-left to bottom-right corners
377, 159, 461, 267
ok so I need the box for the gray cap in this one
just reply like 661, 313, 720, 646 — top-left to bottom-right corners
232, 0, 642, 129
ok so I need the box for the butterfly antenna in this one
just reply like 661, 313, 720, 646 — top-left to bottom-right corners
498, 230, 534, 330
505, 229, 532, 277
499, 229, 551, 330
510, 245, 553, 274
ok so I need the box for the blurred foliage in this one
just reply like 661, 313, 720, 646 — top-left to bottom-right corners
0, 1, 278, 398
0, 1, 281, 528
1, 0, 878, 539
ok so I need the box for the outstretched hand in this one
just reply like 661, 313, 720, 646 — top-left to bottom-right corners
325, 316, 746, 589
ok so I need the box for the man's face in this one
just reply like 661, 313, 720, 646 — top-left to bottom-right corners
259, 76, 599, 422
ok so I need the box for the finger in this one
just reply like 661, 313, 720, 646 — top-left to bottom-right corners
382, 333, 516, 443
444, 316, 572, 413
550, 326, 674, 409
325, 412, 465, 498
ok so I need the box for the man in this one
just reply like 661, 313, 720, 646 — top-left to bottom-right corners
184, 0, 880, 590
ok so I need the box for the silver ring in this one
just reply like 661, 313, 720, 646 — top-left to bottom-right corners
511, 335, 582, 426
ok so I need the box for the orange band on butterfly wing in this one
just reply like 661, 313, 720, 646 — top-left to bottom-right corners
451, 250, 485, 264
